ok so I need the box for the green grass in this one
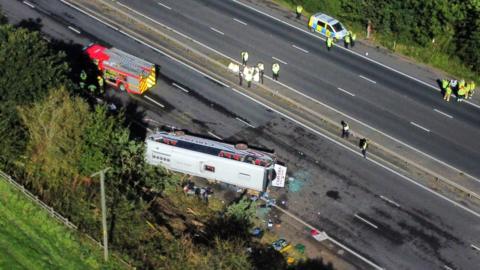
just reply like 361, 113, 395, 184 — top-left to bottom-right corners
0, 177, 126, 270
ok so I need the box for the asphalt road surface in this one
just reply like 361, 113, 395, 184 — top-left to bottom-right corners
2, 0, 479, 269
118, 0, 480, 183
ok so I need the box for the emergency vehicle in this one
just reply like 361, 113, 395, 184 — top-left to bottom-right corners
85, 44, 156, 94
308, 13, 348, 40
145, 130, 287, 192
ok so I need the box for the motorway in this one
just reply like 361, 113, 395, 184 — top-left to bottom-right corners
2, 0, 480, 269
119, 0, 480, 184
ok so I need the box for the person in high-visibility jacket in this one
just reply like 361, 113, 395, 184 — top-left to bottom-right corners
97, 75, 104, 93
244, 66, 253, 87
257, 62, 265, 84
457, 83, 467, 102
295, 5, 303, 19
441, 78, 449, 91
326, 37, 333, 51
272, 63, 280, 81
344, 34, 351, 48
241, 51, 249, 65
468, 81, 476, 99
444, 84, 452, 102
350, 31, 357, 47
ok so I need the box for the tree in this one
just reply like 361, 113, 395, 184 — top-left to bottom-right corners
0, 24, 70, 170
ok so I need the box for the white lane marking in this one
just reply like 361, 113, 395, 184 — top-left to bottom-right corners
60, 0, 119, 31
210, 27, 224, 35
379, 195, 400, 207
337, 87, 355, 97
354, 214, 378, 229
157, 2, 172, 10
233, 18, 247, 26
144, 95, 165, 108
471, 244, 480, 251
231, 86, 480, 219
172, 82, 189, 93
64, 0, 480, 219
359, 75, 377, 84
266, 198, 385, 270
410, 121, 430, 132
236, 117, 255, 128
434, 109, 453, 119
230, 0, 480, 111
23, 1, 35, 8
292, 44, 309, 53
67, 26, 81, 34
272, 56, 288, 65
118, 0, 480, 186
208, 131, 223, 140
443, 265, 453, 270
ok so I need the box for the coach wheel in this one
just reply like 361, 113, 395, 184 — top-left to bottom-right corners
235, 143, 248, 150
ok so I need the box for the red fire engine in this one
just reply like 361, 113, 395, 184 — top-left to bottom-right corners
85, 44, 156, 94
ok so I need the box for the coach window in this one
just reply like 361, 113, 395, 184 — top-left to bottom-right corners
204, 165, 215, 172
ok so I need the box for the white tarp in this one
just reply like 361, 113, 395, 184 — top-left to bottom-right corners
271, 164, 287, 187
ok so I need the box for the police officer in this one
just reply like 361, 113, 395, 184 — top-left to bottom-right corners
350, 31, 357, 47
341, 120, 350, 139
244, 66, 253, 87
444, 84, 452, 102
257, 62, 265, 84
359, 138, 368, 158
296, 5, 303, 19
468, 81, 476, 99
241, 51, 249, 65
272, 62, 280, 81
326, 36, 333, 51
457, 84, 467, 102
344, 34, 351, 48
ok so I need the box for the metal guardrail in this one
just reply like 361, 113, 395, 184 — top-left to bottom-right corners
0, 170, 132, 268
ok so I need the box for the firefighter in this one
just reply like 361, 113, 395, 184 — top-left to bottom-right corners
444, 83, 452, 102
295, 5, 303, 19
257, 62, 265, 84
344, 34, 351, 48
272, 62, 280, 81
97, 75, 104, 94
341, 120, 350, 139
326, 36, 333, 51
80, 70, 87, 89
359, 138, 368, 158
241, 51, 249, 65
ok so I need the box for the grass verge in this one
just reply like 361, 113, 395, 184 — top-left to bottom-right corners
0, 177, 125, 270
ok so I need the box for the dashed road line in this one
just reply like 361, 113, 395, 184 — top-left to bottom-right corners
144, 95, 165, 108
233, 18, 247, 25
172, 82, 189, 93
60, 0, 480, 221
471, 244, 480, 251
23, 1, 35, 8
379, 195, 400, 207
292, 44, 309, 53
337, 87, 355, 97
410, 121, 430, 132
210, 27, 224, 35
444, 265, 453, 270
157, 2, 172, 10
208, 131, 223, 140
434, 109, 453, 119
359, 75, 377, 84
354, 214, 378, 229
67, 26, 81, 34
235, 117, 255, 128
272, 56, 287, 65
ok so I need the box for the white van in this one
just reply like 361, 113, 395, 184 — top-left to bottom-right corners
308, 13, 348, 40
